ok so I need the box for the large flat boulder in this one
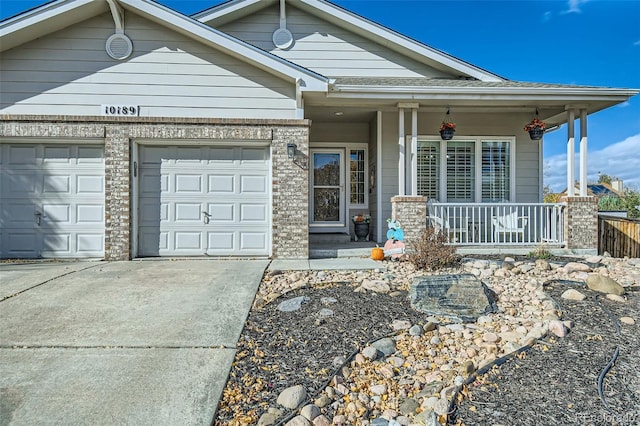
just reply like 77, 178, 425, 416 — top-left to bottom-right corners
409, 274, 497, 322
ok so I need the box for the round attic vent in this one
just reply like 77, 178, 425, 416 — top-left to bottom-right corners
106, 33, 133, 60
272, 28, 294, 50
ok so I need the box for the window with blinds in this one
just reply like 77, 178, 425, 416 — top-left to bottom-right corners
481, 141, 510, 202
417, 141, 440, 200
446, 141, 475, 202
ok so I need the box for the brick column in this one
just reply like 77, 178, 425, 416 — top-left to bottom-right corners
271, 126, 309, 259
390, 196, 427, 244
561, 196, 598, 253
104, 126, 131, 260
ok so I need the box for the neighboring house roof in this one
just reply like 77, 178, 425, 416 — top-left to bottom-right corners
560, 183, 621, 198
0, 0, 328, 92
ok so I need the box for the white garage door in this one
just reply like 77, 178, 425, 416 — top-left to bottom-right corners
0, 144, 105, 259
138, 145, 270, 256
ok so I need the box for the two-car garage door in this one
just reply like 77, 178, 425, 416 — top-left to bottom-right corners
137, 145, 270, 257
0, 144, 105, 259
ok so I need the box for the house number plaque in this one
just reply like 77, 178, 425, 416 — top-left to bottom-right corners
102, 105, 140, 116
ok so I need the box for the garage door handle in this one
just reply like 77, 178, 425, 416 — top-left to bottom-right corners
34, 210, 44, 226
202, 211, 211, 224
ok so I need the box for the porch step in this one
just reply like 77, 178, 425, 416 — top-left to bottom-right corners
310, 245, 376, 259
309, 233, 352, 245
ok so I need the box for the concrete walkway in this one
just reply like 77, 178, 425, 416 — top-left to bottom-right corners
0, 259, 268, 426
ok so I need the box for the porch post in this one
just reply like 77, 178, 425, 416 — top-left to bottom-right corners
411, 107, 418, 196
398, 107, 405, 195
579, 109, 588, 197
567, 109, 575, 196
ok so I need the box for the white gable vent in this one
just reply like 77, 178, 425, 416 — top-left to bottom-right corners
272, 0, 293, 50
106, 33, 133, 60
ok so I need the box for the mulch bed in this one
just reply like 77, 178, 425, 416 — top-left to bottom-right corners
452, 281, 640, 426
214, 282, 427, 424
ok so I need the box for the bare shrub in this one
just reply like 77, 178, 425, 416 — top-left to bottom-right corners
408, 227, 460, 270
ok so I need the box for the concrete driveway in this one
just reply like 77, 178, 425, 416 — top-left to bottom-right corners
0, 259, 268, 425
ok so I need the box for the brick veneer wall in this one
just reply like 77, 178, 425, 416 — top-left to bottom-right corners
1, 117, 310, 260
561, 196, 598, 251
390, 196, 427, 246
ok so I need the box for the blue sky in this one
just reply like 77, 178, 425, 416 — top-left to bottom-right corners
2, 0, 639, 191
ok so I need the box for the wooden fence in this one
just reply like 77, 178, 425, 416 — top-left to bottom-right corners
598, 215, 640, 258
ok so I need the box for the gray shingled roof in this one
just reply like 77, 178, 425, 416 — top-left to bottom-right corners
331, 77, 613, 90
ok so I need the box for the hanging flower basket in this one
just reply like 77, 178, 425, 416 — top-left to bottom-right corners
524, 117, 545, 141
440, 126, 455, 140
528, 127, 544, 140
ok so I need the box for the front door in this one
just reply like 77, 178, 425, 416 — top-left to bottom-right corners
310, 149, 345, 229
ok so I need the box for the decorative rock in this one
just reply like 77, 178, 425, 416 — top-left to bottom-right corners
399, 398, 420, 415
315, 395, 331, 408
372, 338, 396, 356
535, 259, 551, 271
258, 412, 278, 426
286, 415, 311, 426
549, 320, 569, 338
332, 415, 346, 425
564, 262, 591, 273
370, 419, 389, 426
370, 384, 388, 395
318, 308, 334, 317
561, 289, 586, 301
392, 320, 412, 331
277, 385, 307, 409
312, 415, 331, 426
359, 279, 391, 294
586, 274, 625, 295
409, 324, 423, 336
410, 274, 497, 322
321, 297, 338, 305
414, 409, 439, 426
483, 332, 500, 343
433, 398, 449, 416
278, 296, 310, 312
620, 317, 635, 325
606, 294, 626, 303
362, 346, 378, 360
300, 404, 321, 421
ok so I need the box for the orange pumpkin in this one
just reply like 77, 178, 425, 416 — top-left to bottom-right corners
371, 247, 385, 261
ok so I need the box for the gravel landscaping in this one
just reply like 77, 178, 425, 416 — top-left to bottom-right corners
214, 255, 640, 426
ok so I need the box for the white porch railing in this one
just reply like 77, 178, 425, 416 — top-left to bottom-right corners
427, 202, 567, 246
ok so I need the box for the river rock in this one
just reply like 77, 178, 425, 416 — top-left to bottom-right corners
278, 296, 310, 312
586, 274, 625, 295
277, 385, 307, 409
561, 289, 586, 301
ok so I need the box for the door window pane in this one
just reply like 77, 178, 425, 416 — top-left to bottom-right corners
349, 149, 365, 205
313, 188, 340, 221
314, 153, 340, 186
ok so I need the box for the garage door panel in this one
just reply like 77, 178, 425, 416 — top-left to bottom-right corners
209, 204, 234, 221
241, 175, 267, 193
42, 233, 70, 253
4, 173, 37, 195
76, 234, 104, 253
77, 205, 104, 223
43, 204, 70, 223
77, 147, 103, 163
77, 175, 104, 193
209, 175, 235, 193
4, 204, 35, 225
240, 204, 267, 222
43, 175, 70, 193
6, 232, 38, 253
43, 146, 72, 163
138, 145, 270, 256
7, 146, 38, 165
175, 174, 202, 193
175, 203, 203, 222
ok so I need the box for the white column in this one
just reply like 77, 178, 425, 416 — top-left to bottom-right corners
567, 109, 575, 197
411, 108, 418, 196
579, 109, 588, 197
398, 108, 405, 195
377, 111, 383, 243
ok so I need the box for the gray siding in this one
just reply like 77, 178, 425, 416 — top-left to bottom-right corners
1, 13, 296, 118
218, 4, 451, 78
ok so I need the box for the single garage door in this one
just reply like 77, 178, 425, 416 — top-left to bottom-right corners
0, 144, 105, 259
138, 145, 270, 256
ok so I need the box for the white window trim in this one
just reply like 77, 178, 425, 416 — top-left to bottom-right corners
415, 135, 516, 203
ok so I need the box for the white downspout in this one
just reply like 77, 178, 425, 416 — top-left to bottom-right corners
106, 0, 124, 33
411, 108, 418, 196
398, 108, 405, 196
